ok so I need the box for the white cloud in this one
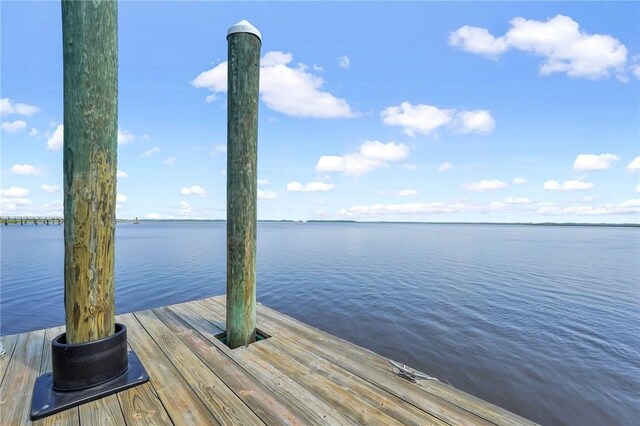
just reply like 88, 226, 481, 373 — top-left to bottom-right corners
40, 184, 60, 193
398, 189, 419, 197
504, 197, 531, 204
625, 156, 640, 172
1, 187, 29, 197
258, 179, 270, 186
258, 189, 277, 199
141, 146, 160, 157
632, 63, 640, 79
192, 61, 228, 92
543, 179, 594, 191
450, 15, 629, 80
118, 129, 135, 145
0, 197, 33, 214
381, 189, 420, 197
29, 128, 39, 137
214, 144, 227, 154
47, 124, 64, 150
146, 213, 162, 219
463, 179, 507, 192
636, 184, 640, 193
1, 120, 27, 133
381, 102, 495, 136
573, 153, 619, 171
192, 51, 357, 119
438, 162, 453, 172
317, 155, 380, 177
180, 185, 206, 196
117, 170, 129, 178
490, 201, 507, 211
287, 181, 335, 192
455, 110, 495, 134
381, 102, 453, 137
337, 55, 350, 69
116, 193, 127, 202
179, 201, 192, 215
449, 26, 509, 59
0, 98, 40, 116
164, 157, 176, 166
513, 177, 527, 185
11, 164, 42, 175
316, 140, 409, 177
340, 199, 509, 219
358, 140, 409, 162
537, 199, 639, 216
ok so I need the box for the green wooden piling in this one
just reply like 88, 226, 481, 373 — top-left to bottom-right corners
62, 0, 118, 344
226, 20, 261, 349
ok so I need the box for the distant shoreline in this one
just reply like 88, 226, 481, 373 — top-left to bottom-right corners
3, 217, 638, 227
121, 219, 640, 227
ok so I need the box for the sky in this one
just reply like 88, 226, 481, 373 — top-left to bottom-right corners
1, 1, 639, 223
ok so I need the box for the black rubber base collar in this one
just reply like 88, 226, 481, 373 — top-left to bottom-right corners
52, 323, 129, 391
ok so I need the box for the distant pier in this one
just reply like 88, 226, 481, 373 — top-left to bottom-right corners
1, 217, 140, 226
1, 217, 64, 226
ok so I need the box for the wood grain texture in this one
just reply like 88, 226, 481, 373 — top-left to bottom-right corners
62, 0, 118, 343
78, 395, 125, 426
133, 310, 262, 426
117, 382, 172, 426
118, 313, 218, 425
226, 30, 261, 349
258, 337, 448, 426
153, 306, 307, 426
0, 334, 20, 386
0, 330, 45, 425
165, 303, 352, 425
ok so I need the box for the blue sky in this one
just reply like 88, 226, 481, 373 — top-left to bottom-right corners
1, 1, 639, 223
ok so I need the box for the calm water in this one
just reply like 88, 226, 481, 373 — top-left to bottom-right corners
1, 222, 639, 425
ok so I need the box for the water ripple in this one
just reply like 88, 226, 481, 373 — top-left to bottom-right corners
2, 222, 639, 425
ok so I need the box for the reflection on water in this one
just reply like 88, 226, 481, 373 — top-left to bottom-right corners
2, 222, 639, 425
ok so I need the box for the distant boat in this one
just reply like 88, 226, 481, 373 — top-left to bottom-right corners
133, 217, 140, 224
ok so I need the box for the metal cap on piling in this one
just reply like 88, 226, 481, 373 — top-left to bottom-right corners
227, 19, 262, 40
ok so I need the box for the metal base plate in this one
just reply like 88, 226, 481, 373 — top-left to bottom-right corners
30, 351, 149, 421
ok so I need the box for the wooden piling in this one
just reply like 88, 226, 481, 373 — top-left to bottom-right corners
226, 20, 261, 349
62, 0, 118, 344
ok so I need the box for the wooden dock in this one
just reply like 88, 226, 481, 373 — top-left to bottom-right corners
0, 296, 537, 425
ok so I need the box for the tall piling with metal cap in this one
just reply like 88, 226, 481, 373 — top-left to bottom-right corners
226, 20, 261, 349
62, 0, 118, 344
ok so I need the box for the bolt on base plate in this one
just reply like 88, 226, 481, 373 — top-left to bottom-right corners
30, 351, 148, 420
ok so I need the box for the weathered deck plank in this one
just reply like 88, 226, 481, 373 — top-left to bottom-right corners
0, 296, 537, 426
119, 313, 217, 425
152, 305, 308, 426
191, 298, 447, 425
78, 395, 126, 426
116, 382, 172, 426
0, 330, 46, 425
0, 334, 20, 385
133, 310, 263, 426
163, 303, 353, 425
